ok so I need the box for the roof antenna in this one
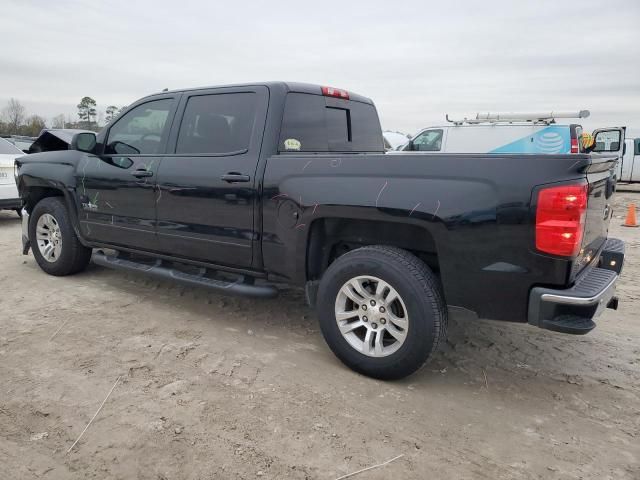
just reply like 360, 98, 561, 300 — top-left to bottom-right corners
162, 88, 169, 92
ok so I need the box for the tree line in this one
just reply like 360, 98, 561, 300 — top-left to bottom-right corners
0, 97, 126, 137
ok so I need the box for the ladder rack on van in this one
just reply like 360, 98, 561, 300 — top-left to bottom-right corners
445, 110, 590, 126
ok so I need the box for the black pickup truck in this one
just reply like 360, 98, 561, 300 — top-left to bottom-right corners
16, 82, 625, 379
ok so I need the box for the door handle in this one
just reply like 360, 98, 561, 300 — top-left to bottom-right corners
132, 169, 153, 178
221, 173, 250, 183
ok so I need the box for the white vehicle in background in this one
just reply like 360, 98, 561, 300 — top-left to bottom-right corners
0, 137, 23, 216
3, 135, 36, 153
618, 137, 640, 183
397, 111, 626, 162
382, 130, 411, 151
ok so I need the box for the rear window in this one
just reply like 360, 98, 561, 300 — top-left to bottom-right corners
279, 93, 383, 153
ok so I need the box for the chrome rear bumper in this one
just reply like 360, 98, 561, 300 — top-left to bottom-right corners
528, 238, 624, 334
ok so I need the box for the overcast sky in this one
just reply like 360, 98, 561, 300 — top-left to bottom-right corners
2, 0, 639, 136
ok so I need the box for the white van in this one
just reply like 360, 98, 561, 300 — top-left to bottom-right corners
398, 111, 626, 162
0, 137, 23, 216
619, 137, 640, 183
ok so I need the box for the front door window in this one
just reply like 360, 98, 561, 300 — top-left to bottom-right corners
413, 129, 443, 151
105, 99, 173, 155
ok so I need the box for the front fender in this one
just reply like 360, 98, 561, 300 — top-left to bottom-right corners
16, 151, 88, 245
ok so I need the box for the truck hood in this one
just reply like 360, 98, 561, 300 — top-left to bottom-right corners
16, 149, 86, 168
28, 129, 94, 154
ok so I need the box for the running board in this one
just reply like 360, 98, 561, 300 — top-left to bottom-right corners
91, 251, 278, 298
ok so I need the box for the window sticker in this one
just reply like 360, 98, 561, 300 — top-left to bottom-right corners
284, 138, 301, 151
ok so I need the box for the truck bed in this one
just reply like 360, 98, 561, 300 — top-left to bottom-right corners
262, 151, 618, 322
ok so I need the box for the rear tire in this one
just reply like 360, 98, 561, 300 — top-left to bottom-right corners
317, 245, 447, 380
29, 197, 92, 276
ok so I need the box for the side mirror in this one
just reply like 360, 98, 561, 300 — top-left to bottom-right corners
623, 143, 627, 155
71, 132, 97, 153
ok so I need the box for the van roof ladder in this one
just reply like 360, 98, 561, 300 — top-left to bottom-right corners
445, 110, 590, 126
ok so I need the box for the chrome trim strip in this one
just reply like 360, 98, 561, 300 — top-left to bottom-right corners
80, 220, 154, 235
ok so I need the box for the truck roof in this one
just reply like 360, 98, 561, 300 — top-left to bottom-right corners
144, 81, 375, 105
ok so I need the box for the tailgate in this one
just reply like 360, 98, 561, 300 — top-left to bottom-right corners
571, 154, 618, 280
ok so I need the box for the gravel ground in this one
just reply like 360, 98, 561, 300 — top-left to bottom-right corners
1, 189, 639, 480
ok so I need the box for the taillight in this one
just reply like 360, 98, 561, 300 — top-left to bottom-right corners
570, 137, 579, 153
535, 183, 588, 256
322, 86, 349, 100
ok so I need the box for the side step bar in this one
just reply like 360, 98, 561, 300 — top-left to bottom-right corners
92, 251, 278, 299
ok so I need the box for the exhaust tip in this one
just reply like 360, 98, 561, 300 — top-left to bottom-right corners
606, 296, 619, 310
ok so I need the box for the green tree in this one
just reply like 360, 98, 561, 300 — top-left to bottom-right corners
77, 96, 97, 128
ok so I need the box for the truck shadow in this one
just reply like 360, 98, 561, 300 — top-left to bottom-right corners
84, 263, 630, 389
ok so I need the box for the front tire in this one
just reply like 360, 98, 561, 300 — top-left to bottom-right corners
29, 197, 92, 276
317, 246, 447, 380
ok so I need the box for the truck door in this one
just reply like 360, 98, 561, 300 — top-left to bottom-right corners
592, 127, 626, 179
155, 86, 268, 268
77, 95, 177, 250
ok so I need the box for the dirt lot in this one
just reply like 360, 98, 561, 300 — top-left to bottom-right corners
1, 190, 639, 480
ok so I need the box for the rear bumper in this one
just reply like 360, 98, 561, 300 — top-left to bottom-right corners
528, 238, 624, 334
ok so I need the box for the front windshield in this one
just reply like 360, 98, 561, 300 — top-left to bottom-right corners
0, 138, 24, 155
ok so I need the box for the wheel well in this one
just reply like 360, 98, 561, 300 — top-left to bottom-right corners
24, 187, 64, 211
306, 218, 439, 281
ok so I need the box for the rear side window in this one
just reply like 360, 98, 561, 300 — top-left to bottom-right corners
635, 138, 640, 156
279, 93, 383, 153
176, 93, 257, 154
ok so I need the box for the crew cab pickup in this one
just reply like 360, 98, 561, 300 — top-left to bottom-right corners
15, 82, 625, 379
